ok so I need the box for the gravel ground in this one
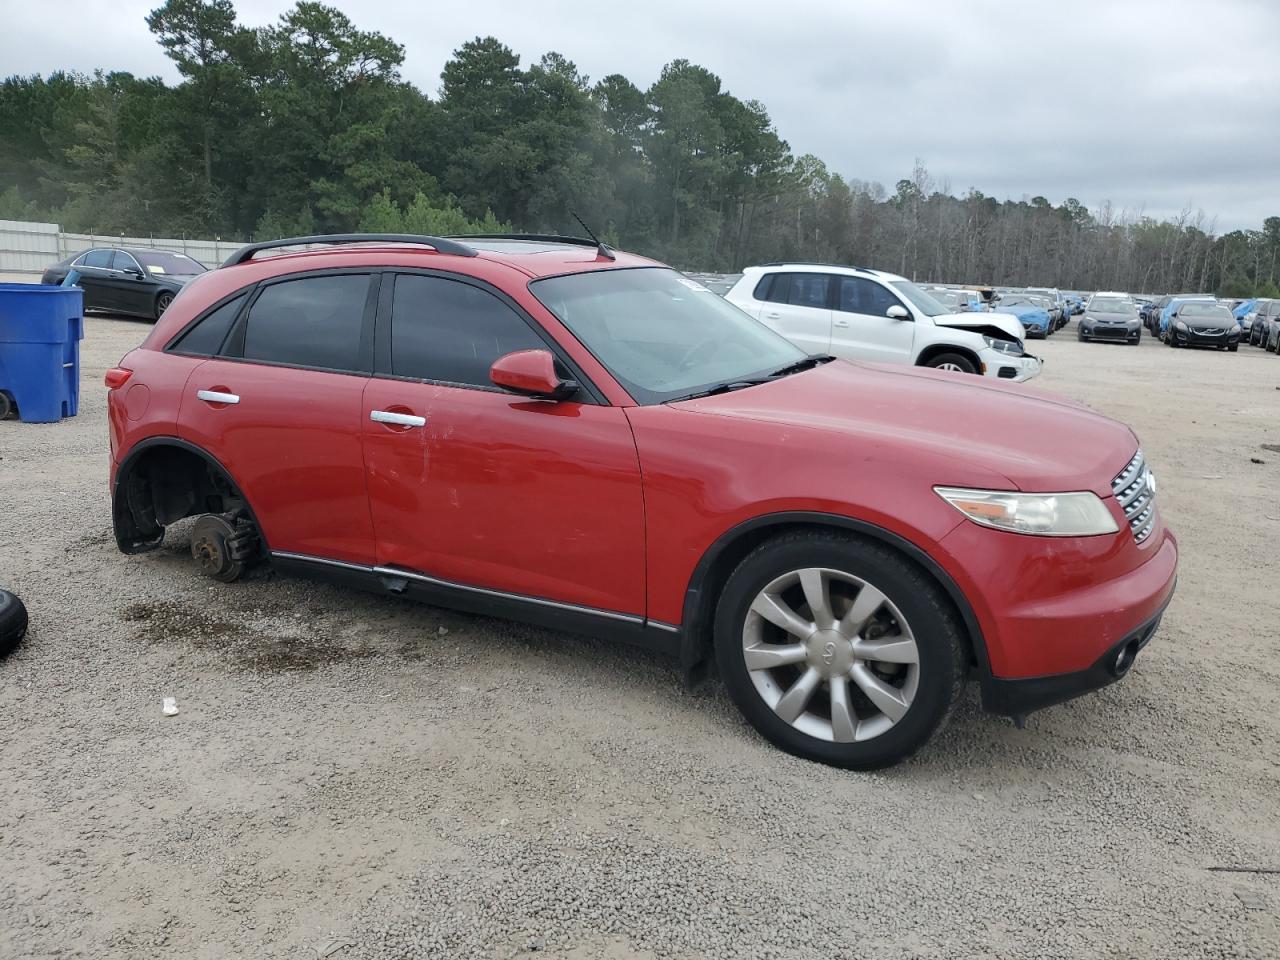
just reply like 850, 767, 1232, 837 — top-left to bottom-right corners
2, 314, 1278, 960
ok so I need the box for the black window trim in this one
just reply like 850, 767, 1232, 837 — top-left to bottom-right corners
372, 267, 607, 406
213, 268, 380, 379
165, 289, 252, 358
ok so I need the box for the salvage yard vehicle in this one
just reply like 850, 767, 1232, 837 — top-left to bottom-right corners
991, 293, 1053, 339
1165, 301, 1240, 350
1251, 299, 1280, 349
726, 263, 1040, 381
926, 287, 985, 313
1157, 294, 1215, 339
1078, 296, 1141, 344
41, 247, 207, 320
105, 233, 1177, 770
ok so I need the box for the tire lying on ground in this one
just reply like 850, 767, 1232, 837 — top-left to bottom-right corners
0, 590, 29, 658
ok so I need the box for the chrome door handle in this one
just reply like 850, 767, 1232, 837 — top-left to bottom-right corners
197, 389, 239, 405
370, 410, 425, 428
834, 319, 850, 328
764, 312, 781, 319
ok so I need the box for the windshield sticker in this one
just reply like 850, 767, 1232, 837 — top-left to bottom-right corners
147, 266, 166, 274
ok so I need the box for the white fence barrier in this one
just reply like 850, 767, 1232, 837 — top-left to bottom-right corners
0, 219, 245, 279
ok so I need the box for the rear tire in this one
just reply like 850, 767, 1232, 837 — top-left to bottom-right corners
155, 291, 174, 320
0, 590, 29, 658
712, 531, 967, 770
190, 515, 249, 583
0, 392, 13, 420
923, 352, 978, 375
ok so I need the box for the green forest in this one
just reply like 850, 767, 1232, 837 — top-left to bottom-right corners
1, 0, 1277, 296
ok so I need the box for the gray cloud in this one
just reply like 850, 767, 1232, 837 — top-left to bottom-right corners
4, 0, 1277, 230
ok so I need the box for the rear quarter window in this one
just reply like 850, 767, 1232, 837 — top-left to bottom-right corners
169, 294, 247, 357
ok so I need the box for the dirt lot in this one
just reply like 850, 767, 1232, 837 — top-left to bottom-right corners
2, 315, 1278, 960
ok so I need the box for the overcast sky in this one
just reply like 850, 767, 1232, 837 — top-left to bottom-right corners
3, 0, 1278, 231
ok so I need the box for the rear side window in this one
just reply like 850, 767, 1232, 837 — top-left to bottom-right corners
838, 277, 903, 316
170, 294, 246, 357
242, 274, 370, 372
84, 250, 112, 268
786, 274, 830, 308
389, 275, 545, 387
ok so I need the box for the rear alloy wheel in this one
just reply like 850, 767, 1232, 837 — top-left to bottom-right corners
714, 532, 967, 769
924, 353, 978, 375
155, 291, 174, 319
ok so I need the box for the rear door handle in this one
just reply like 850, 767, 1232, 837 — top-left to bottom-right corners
370, 410, 426, 428
197, 389, 239, 405
764, 311, 782, 319
834, 319, 850, 328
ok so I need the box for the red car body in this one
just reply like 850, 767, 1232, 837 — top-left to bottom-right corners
107, 237, 1176, 739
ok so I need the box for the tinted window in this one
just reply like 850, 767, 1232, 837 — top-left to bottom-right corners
390, 275, 545, 386
134, 250, 206, 276
839, 277, 904, 316
752, 275, 775, 301
242, 274, 370, 371
786, 274, 830, 308
111, 251, 139, 272
171, 294, 246, 357
84, 250, 112, 269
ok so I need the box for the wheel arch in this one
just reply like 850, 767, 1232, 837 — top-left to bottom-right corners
678, 511, 992, 689
112, 436, 267, 555
915, 342, 983, 372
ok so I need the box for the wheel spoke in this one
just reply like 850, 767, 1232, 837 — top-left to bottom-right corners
743, 642, 808, 672
852, 634, 918, 665
798, 569, 835, 630
828, 676, 857, 742
774, 667, 822, 724
839, 584, 887, 636
750, 592, 814, 639
851, 663, 909, 722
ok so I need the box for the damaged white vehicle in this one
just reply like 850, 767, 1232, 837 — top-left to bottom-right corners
726, 263, 1040, 382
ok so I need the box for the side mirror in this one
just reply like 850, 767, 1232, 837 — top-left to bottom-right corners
886, 305, 911, 321
489, 349, 579, 401
123, 266, 144, 279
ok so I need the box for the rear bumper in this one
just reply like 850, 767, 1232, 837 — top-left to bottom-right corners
981, 595, 1170, 717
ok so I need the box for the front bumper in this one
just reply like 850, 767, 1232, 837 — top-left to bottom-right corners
982, 595, 1171, 717
1080, 323, 1140, 341
981, 349, 1041, 382
1172, 326, 1240, 347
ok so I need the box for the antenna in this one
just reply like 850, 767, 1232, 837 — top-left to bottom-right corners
571, 212, 616, 261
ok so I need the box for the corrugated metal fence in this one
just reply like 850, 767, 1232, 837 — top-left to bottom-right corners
0, 219, 244, 279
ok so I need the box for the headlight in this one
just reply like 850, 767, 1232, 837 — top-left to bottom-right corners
1175, 320, 1188, 331
982, 335, 1023, 355
935, 487, 1120, 536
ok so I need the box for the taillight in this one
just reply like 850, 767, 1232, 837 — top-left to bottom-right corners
104, 367, 133, 389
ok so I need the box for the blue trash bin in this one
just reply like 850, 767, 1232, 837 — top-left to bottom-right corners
0, 283, 85, 423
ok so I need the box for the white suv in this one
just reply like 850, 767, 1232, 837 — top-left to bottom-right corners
726, 263, 1041, 382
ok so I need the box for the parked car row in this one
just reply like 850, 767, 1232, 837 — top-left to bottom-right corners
1244, 299, 1280, 350
101, 232, 1176, 769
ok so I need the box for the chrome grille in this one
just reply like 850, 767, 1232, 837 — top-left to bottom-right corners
1191, 327, 1223, 335
1112, 451, 1157, 544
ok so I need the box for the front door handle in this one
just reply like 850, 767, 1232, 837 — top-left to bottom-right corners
370, 409, 426, 428
834, 319, 850, 328
764, 311, 781, 319
197, 389, 239, 405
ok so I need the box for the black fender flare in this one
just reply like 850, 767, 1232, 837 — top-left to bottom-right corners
112, 436, 269, 554
678, 510, 994, 689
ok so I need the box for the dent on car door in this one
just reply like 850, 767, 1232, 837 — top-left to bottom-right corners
177, 271, 380, 565
360, 272, 647, 616
832, 276, 915, 364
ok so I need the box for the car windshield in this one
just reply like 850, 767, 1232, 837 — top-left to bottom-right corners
930, 290, 961, 306
1089, 298, 1135, 313
530, 267, 808, 404
1181, 304, 1232, 319
997, 295, 1037, 308
132, 251, 207, 276
890, 280, 949, 316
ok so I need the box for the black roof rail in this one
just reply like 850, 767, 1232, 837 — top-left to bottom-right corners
453, 233, 617, 260
755, 261, 868, 271
221, 233, 478, 267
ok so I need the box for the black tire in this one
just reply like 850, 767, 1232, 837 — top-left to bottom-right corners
923, 352, 979, 375
1131, 331, 1142, 345
0, 392, 13, 420
1077, 330, 1087, 342
155, 290, 174, 320
190, 515, 247, 583
1228, 343, 1238, 352
712, 531, 968, 770
0, 590, 29, 658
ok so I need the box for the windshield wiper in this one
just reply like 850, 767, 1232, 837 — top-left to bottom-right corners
768, 354, 835, 378
667, 378, 774, 402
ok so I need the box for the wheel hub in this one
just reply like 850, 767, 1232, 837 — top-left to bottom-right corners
805, 629, 854, 678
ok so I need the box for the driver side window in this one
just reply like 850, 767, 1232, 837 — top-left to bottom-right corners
838, 277, 904, 317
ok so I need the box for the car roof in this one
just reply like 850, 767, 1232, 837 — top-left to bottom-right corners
743, 262, 907, 283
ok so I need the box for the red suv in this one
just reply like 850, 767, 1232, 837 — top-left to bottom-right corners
106, 234, 1178, 768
